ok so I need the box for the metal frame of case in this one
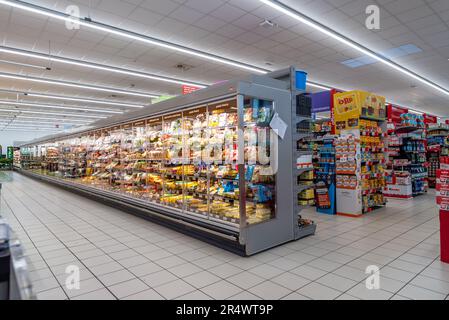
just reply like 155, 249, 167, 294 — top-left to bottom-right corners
18, 69, 315, 256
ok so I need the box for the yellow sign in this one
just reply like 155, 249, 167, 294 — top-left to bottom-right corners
333, 90, 385, 133
333, 91, 361, 133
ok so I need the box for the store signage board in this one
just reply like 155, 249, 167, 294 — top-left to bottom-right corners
311, 91, 331, 113
270, 113, 287, 140
182, 85, 201, 95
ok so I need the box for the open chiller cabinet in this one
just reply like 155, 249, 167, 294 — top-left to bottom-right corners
18, 72, 313, 256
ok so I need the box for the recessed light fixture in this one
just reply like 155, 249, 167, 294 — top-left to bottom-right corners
0, 100, 124, 114
0, 46, 207, 88
259, 19, 278, 28
257, 0, 449, 98
0, 58, 51, 70
0, 72, 159, 99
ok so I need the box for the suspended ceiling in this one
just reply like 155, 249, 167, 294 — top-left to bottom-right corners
0, 0, 448, 135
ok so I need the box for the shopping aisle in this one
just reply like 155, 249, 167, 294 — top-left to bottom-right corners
1, 172, 448, 300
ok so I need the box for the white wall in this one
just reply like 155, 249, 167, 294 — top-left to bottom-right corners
0, 131, 55, 154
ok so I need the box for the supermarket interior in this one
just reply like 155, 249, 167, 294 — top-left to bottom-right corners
0, 0, 449, 302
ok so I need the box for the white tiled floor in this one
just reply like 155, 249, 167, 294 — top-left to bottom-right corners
1, 172, 449, 300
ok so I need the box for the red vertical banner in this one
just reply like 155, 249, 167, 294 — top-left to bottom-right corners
436, 169, 449, 263
387, 104, 408, 126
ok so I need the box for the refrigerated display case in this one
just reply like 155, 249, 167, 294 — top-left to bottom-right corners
17, 70, 314, 256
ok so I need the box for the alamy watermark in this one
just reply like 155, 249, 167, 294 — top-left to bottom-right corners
366, 5, 380, 30
65, 265, 81, 291
365, 265, 381, 290
65, 5, 81, 30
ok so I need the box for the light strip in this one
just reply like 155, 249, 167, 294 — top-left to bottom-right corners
258, 0, 449, 98
0, 115, 91, 122
307, 81, 333, 91
2, 125, 64, 130
0, 108, 106, 118
24, 93, 144, 108
0, 100, 123, 114
1, 128, 62, 132
0, 0, 267, 74
0, 58, 50, 70
0, 119, 77, 125
0, 72, 158, 98
0, 46, 208, 88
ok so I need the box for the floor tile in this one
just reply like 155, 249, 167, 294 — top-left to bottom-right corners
248, 281, 292, 300
297, 282, 342, 300
290, 265, 328, 281
36, 287, 68, 300
281, 292, 311, 300
271, 272, 310, 291
98, 269, 136, 287
227, 291, 262, 300
346, 283, 394, 300
168, 263, 202, 278
184, 271, 221, 289
227, 271, 266, 290
71, 288, 116, 300
316, 274, 357, 292
155, 279, 195, 299
64, 277, 105, 298
89, 261, 124, 276
201, 280, 243, 299
122, 289, 164, 300
108, 279, 149, 299
117, 255, 149, 268
141, 270, 178, 287
248, 264, 284, 279
209, 263, 243, 278
381, 266, 416, 283
410, 275, 449, 295
398, 284, 446, 300
127, 261, 163, 277
176, 290, 213, 300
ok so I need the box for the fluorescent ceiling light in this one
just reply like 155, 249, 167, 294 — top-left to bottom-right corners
0, 108, 106, 118
307, 81, 333, 91
1, 128, 61, 132
2, 125, 63, 130
0, 114, 90, 125
24, 93, 144, 108
258, 0, 449, 98
0, 118, 76, 124
0, 115, 91, 123
0, 100, 123, 114
0, 0, 267, 74
408, 109, 424, 115
0, 46, 208, 88
0, 72, 158, 99
0, 58, 51, 70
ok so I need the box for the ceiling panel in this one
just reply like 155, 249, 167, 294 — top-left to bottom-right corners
0, 0, 447, 128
